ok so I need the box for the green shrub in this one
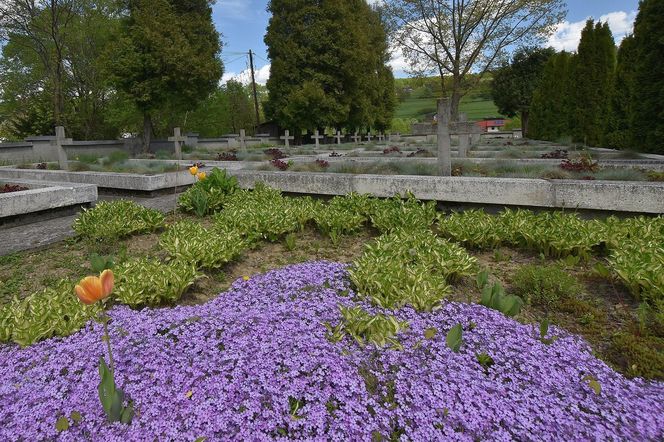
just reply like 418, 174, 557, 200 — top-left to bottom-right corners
350, 229, 477, 311
215, 185, 315, 242
369, 194, 436, 233
73, 200, 165, 240
313, 195, 368, 244
324, 305, 409, 349
114, 258, 200, 307
0, 280, 101, 347
178, 168, 238, 216
512, 264, 583, 307
160, 221, 249, 269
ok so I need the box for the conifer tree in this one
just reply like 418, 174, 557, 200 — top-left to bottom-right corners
604, 35, 636, 149
572, 20, 615, 146
630, 0, 664, 154
529, 51, 573, 141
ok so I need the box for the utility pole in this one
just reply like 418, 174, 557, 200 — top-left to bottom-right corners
248, 50, 261, 129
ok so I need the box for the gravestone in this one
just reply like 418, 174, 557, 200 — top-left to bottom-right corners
366, 132, 373, 142
457, 113, 470, 158
280, 130, 294, 148
437, 99, 452, 176
335, 131, 343, 145
52, 126, 73, 171
168, 127, 187, 161
351, 132, 361, 144
387, 132, 393, 142
239, 129, 247, 150
311, 130, 324, 149
377, 132, 385, 143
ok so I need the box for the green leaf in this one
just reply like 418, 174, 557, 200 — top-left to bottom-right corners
70, 411, 82, 423
424, 327, 438, 340
539, 319, 550, 340
583, 375, 602, 395
55, 416, 69, 432
446, 323, 463, 352
120, 401, 134, 424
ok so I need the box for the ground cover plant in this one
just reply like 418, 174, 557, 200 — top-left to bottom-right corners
0, 183, 29, 193
1, 186, 664, 439
1, 263, 663, 440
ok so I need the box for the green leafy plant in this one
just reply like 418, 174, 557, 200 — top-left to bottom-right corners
446, 323, 463, 352
313, 196, 368, 244
0, 280, 101, 346
369, 194, 436, 233
284, 233, 297, 251
178, 167, 238, 216
480, 282, 523, 317
90, 254, 114, 272
538, 319, 558, 345
476, 352, 495, 371
349, 229, 477, 311
511, 264, 582, 308
73, 201, 165, 241
114, 259, 201, 307
325, 305, 409, 350
160, 221, 249, 269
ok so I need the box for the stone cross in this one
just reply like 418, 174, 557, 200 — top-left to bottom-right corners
52, 126, 73, 171
457, 113, 470, 158
351, 132, 361, 144
365, 132, 373, 142
437, 99, 452, 176
387, 133, 393, 142
280, 130, 294, 148
168, 127, 187, 161
377, 132, 385, 143
311, 129, 324, 149
239, 129, 247, 150
335, 131, 343, 145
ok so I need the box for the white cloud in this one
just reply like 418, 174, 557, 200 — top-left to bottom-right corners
547, 10, 637, 51
222, 64, 271, 86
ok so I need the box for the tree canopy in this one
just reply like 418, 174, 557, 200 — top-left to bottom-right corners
264, 0, 394, 133
491, 47, 555, 136
383, 0, 566, 120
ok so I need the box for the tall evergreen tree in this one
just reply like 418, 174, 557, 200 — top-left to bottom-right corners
529, 51, 574, 141
264, 0, 394, 134
491, 47, 555, 137
572, 20, 616, 146
630, 0, 664, 154
604, 35, 637, 150
107, 0, 222, 151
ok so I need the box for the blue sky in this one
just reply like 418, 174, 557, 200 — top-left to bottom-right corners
213, 0, 641, 84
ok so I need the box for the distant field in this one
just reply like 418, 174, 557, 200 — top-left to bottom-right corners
394, 76, 504, 122
395, 96, 501, 121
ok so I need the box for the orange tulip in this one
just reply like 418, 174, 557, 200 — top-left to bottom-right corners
189, 166, 199, 176
75, 269, 114, 305
197, 171, 207, 181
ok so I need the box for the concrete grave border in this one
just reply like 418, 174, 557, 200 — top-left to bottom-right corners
0, 178, 97, 219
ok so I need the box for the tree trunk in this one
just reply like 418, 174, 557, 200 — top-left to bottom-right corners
450, 90, 462, 122
142, 113, 152, 153
437, 99, 452, 176
521, 110, 530, 138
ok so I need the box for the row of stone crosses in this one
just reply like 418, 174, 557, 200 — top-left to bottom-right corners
280, 130, 397, 148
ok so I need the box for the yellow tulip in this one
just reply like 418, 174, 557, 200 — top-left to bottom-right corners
197, 172, 207, 181
242, 276, 250, 281
189, 166, 199, 176
75, 270, 114, 305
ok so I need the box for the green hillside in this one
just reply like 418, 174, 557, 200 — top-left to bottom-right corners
394, 76, 503, 122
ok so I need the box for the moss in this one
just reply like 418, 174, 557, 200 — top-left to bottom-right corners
512, 264, 583, 308
606, 333, 664, 380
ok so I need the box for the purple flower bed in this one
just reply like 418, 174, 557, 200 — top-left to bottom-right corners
1, 262, 663, 441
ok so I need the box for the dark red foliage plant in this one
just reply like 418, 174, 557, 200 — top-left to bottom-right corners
1, 184, 29, 193
265, 148, 286, 160
270, 159, 290, 171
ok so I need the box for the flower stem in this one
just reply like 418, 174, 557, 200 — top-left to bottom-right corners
102, 312, 115, 375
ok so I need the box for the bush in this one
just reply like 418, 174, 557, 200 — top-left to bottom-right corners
350, 229, 476, 311
114, 258, 200, 307
73, 200, 165, 240
0, 280, 101, 347
160, 221, 249, 269
511, 264, 583, 307
178, 168, 238, 216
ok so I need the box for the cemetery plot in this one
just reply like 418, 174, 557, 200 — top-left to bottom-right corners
0, 184, 662, 440
0, 179, 97, 220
